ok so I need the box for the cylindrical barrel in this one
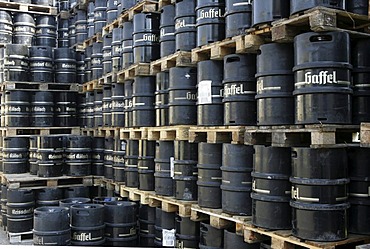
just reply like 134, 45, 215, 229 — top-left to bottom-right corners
64, 186, 90, 199
133, 12, 160, 63
3, 44, 29, 82
75, 10, 88, 44
197, 143, 222, 208
107, 0, 118, 23
160, 5, 176, 57
225, 0, 252, 38
54, 47, 77, 83
78, 93, 87, 128
91, 42, 103, 80
132, 76, 156, 127
346, 0, 368, 15
175, 0, 196, 51
113, 139, 126, 182
84, 44, 92, 83
13, 13, 35, 46
94, 0, 107, 34
103, 86, 112, 127
256, 43, 294, 125
70, 204, 105, 246
1, 185, 7, 228
104, 137, 114, 180
121, 21, 134, 69
31, 91, 54, 127
293, 32, 352, 124
92, 137, 104, 176
87, 2, 95, 37
29, 46, 54, 82
174, 141, 198, 201
37, 135, 64, 177
124, 80, 134, 127
112, 27, 122, 72
139, 204, 156, 247
290, 147, 349, 241
154, 208, 176, 247
36, 188, 64, 207
68, 15, 76, 47
252, 0, 290, 27
76, 51, 86, 84
94, 90, 103, 127
138, 140, 156, 191
86, 91, 95, 128
125, 140, 139, 187
55, 92, 78, 127
224, 229, 259, 249
175, 216, 199, 248
0, 11, 13, 44
251, 145, 292, 229
33, 207, 71, 245
7, 189, 34, 233
168, 67, 197, 125
3, 136, 29, 174
221, 144, 253, 215
291, 0, 344, 15
4, 90, 30, 127
35, 15, 57, 47
199, 222, 223, 249
155, 71, 170, 126
197, 60, 224, 126
59, 197, 91, 208
57, 18, 69, 48
64, 135, 92, 176
223, 53, 256, 125
154, 141, 175, 196
29, 136, 38, 175
196, 0, 225, 47
102, 33, 112, 75
112, 83, 125, 127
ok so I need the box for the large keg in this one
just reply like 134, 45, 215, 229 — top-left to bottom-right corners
175, 0, 196, 51
35, 15, 57, 47
160, 5, 176, 57
13, 13, 35, 46
29, 46, 54, 82
31, 91, 54, 127
54, 47, 77, 83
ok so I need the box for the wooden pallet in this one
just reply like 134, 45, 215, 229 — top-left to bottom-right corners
243, 223, 370, 249
360, 123, 370, 147
2, 173, 94, 190
102, 18, 120, 36
98, 72, 117, 86
150, 51, 194, 75
81, 128, 102, 137
120, 127, 149, 140
272, 6, 370, 43
0, 127, 81, 136
191, 204, 249, 236
188, 126, 246, 144
119, 0, 158, 23
120, 186, 195, 217
101, 178, 122, 195
244, 124, 360, 148
244, 34, 268, 53
8, 231, 33, 244
147, 126, 195, 141
82, 79, 100, 92
158, 0, 175, 8
71, 43, 84, 52
117, 63, 151, 82
1, 81, 80, 92
247, 24, 272, 36
191, 35, 246, 63
0, 1, 57, 15
83, 33, 102, 49
100, 127, 120, 138
57, 10, 70, 19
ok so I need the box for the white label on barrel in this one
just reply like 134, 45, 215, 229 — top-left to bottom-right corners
198, 80, 212, 104
170, 157, 175, 178
162, 229, 175, 247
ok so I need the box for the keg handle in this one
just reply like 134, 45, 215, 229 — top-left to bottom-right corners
225, 56, 240, 63
200, 226, 208, 233
309, 35, 333, 43
291, 150, 297, 159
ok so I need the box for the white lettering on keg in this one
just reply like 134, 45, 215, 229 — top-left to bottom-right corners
185, 92, 197, 100
124, 100, 133, 109
4, 152, 24, 159
61, 63, 76, 69
291, 186, 319, 202
160, 29, 175, 37
103, 51, 112, 57
223, 83, 252, 96
72, 232, 101, 242
67, 153, 89, 160
304, 71, 338, 85
198, 80, 212, 104
256, 78, 282, 93
48, 154, 63, 160
92, 154, 102, 160
12, 207, 33, 215
112, 101, 125, 108
94, 106, 103, 112
141, 34, 159, 42
33, 106, 46, 112
105, 155, 114, 161
7, 106, 21, 112
197, 8, 223, 21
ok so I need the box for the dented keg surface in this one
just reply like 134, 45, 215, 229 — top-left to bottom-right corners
112, 83, 125, 127
256, 43, 294, 125
3, 136, 29, 174
225, 0, 252, 38
175, 216, 200, 248
94, 90, 103, 127
223, 54, 256, 125
293, 32, 352, 124
197, 143, 222, 209
86, 91, 95, 128
155, 71, 169, 127
160, 5, 176, 57
346, 0, 369, 15
139, 204, 156, 247
125, 140, 140, 188
33, 206, 71, 246
29, 136, 38, 175
132, 76, 156, 127
55, 92, 78, 127
199, 222, 224, 248
352, 39, 370, 124
347, 147, 370, 235
0, 11, 13, 44
113, 139, 126, 182
123, 80, 134, 127
35, 15, 57, 47
252, 0, 290, 27
75, 10, 88, 44
196, 0, 225, 47
91, 42, 103, 80
31, 91, 54, 127
70, 204, 105, 246
65, 135, 92, 176
103, 33, 113, 75
54, 47, 77, 83
36, 188, 64, 207
107, 0, 119, 24
168, 67, 197, 125
84, 44, 92, 83
29, 46, 53, 82
76, 51, 86, 84
103, 86, 112, 127
104, 137, 114, 180
13, 13, 35, 46
175, 0, 196, 51
133, 12, 160, 63
37, 135, 64, 177
57, 18, 69, 48
290, 147, 349, 241
122, 21, 134, 69
221, 144, 253, 215
174, 141, 198, 201
4, 90, 31, 127
251, 146, 292, 230
138, 140, 156, 191
3, 44, 29, 82
91, 137, 104, 176
290, 0, 344, 15
104, 201, 138, 247
87, 2, 95, 38
94, 0, 107, 35
7, 189, 34, 233
112, 27, 122, 72
154, 141, 174, 196
197, 60, 224, 126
